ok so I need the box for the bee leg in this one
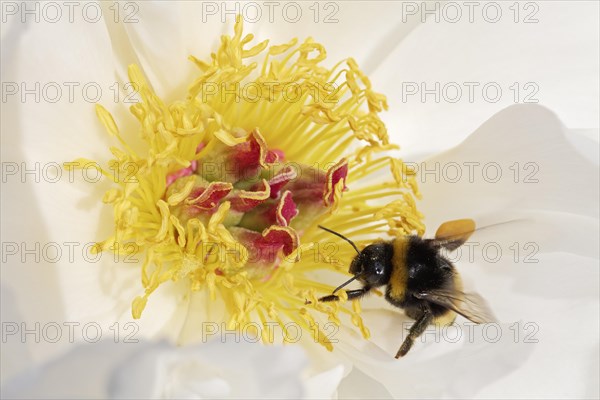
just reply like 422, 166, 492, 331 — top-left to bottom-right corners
318, 285, 372, 303
317, 294, 340, 303
345, 286, 372, 300
395, 310, 433, 358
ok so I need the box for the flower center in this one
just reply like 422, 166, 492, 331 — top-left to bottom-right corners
65, 16, 424, 350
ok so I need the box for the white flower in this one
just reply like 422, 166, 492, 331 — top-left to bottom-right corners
1, 1, 598, 399
1, 333, 342, 399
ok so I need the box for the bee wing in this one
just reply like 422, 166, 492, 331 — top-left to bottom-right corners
414, 289, 497, 324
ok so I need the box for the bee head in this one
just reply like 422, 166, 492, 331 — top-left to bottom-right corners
350, 243, 393, 287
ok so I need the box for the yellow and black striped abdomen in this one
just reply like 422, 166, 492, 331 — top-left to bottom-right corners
385, 235, 462, 326
387, 236, 410, 303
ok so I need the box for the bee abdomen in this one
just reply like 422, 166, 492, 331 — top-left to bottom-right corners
386, 237, 410, 302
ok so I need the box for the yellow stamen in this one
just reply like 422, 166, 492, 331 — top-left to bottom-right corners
65, 16, 424, 352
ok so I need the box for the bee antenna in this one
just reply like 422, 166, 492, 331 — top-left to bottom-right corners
318, 225, 361, 256
332, 275, 359, 294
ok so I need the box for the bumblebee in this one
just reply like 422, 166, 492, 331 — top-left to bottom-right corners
317, 219, 496, 358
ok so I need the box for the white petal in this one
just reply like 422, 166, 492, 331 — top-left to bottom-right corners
249, 2, 423, 74
1, 340, 155, 399
2, 12, 126, 161
350, 253, 599, 397
336, 105, 599, 397
417, 104, 598, 227
304, 364, 345, 399
109, 339, 308, 399
337, 366, 394, 399
2, 338, 312, 399
0, 12, 136, 366
106, 2, 225, 100
116, 2, 423, 93
1, 5, 201, 365
378, 1, 599, 155
0, 284, 33, 384
2, 338, 317, 399
566, 129, 600, 165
